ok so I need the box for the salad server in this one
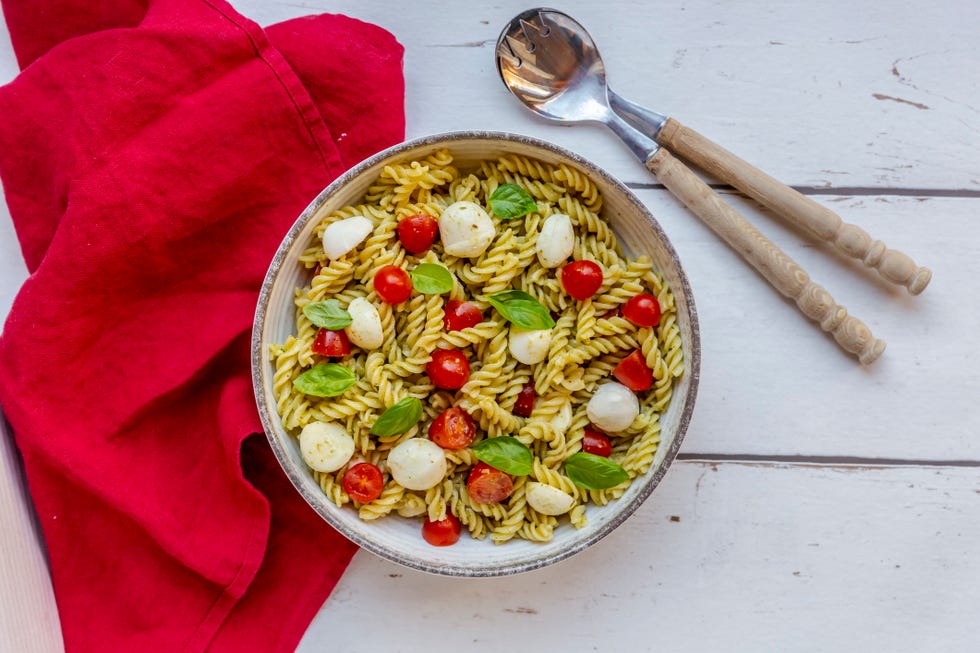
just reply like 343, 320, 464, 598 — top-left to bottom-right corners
498, 8, 930, 296
496, 7, 886, 364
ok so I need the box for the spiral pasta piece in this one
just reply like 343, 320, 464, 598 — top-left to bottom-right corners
358, 482, 407, 521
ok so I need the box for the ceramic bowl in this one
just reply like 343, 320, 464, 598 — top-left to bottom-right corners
252, 131, 700, 576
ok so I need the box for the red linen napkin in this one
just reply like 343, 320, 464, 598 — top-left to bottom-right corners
0, 1, 404, 651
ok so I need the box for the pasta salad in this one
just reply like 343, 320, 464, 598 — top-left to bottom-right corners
269, 149, 683, 545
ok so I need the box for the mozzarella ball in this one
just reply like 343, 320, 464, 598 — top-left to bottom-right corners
322, 216, 373, 260
439, 201, 495, 258
536, 213, 575, 268
586, 381, 640, 432
387, 438, 447, 491
526, 482, 575, 516
508, 326, 552, 365
299, 422, 355, 473
345, 297, 384, 350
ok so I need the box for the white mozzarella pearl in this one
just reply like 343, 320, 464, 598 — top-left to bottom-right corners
508, 326, 552, 365
299, 422, 355, 473
536, 213, 575, 268
322, 216, 373, 260
586, 381, 639, 432
387, 438, 447, 491
345, 297, 384, 350
439, 201, 495, 258
525, 482, 575, 516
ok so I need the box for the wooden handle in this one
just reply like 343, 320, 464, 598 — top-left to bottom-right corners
658, 119, 931, 295
647, 148, 886, 365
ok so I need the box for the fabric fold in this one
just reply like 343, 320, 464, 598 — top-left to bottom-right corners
0, 0, 404, 650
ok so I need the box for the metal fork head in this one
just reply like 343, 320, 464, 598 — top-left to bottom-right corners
495, 8, 660, 160
495, 8, 609, 122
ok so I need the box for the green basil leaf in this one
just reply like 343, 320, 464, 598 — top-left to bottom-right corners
410, 263, 454, 295
489, 183, 538, 219
487, 290, 556, 330
564, 452, 630, 490
303, 300, 352, 330
293, 363, 356, 397
370, 397, 423, 436
471, 436, 533, 476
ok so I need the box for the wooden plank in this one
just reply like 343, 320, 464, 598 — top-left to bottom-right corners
644, 193, 980, 459
237, 0, 980, 190
0, 418, 64, 653
299, 460, 980, 652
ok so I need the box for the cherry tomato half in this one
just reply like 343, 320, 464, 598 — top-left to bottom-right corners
443, 299, 483, 332
467, 462, 514, 504
613, 350, 653, 392
429, 407, 477, 450
311, 328, 351, 358
374, 265, 412, 304
561, 260, 604, 301
426, 349, 470, 390
582, 426, 612, 457
397, 213, 439, 254
513, 382, 536, 417
422, 512, 462, 546
622, 293, 661, 327
342, 462, 384, 503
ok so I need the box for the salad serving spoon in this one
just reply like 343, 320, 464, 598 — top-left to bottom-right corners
496, 7, 887, 364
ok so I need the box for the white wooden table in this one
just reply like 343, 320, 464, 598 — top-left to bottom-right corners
2, 1, 978, 651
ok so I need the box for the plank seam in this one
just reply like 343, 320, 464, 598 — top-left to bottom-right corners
676, 453, 980, 468
626, 183, 980, 198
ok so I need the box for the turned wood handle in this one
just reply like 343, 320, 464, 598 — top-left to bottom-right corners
647, 148, 885, 365
657, 119, 931, 295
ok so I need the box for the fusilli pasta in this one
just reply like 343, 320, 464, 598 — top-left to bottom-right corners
271, 149, 683, 544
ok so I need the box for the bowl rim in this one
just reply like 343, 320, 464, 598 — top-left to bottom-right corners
251, 130, 701, 576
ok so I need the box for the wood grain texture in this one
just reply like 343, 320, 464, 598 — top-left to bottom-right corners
647, 193, 980, 459
0, 418, 64, 653
301, 461, 980, 653
658, 118, 932, 294
647, 148, 885, 364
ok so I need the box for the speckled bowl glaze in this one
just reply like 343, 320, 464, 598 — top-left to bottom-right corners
252, 132, 700, 576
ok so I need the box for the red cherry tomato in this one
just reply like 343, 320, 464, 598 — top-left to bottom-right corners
428, 407, 477, 450
513, 382, 535, 417
311, 328, 351, 358
426, 349, 470, 390
582, 426, 612, 457
374, 265, 412, 304
422, 513, 462, 546
561, 260, 604, 301
397, 213, 439, 254
622, 293, 661, 327
612, 350, 653, 391
467, 462, 514, 504
443, 299, 483, 332
342, 462, 384, 503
